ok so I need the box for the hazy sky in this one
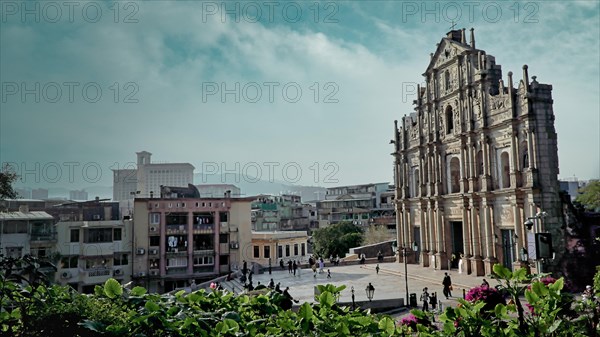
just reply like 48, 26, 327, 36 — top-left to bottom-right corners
1, 0, 599, 191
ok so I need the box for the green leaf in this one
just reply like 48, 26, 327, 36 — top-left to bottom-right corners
131, 286, 147, 296
223, 318, 240, 332
319, 291, 335, 307
378, 317, 396, 336
513, 267, 528, 281
548, 319, 562, 333
493, 264, 512, 279
145, 300, 160, 312
79, 319, 106, 332
550, 278, 564, 292
532, 281, 548, 297
351, 316, 373, 327
103, 278, 123, 299
299, 302, 313, 332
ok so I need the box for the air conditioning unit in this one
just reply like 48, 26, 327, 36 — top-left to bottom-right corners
92, 214, 101, 220
138, 272, 146, 277
114, 268, 123, 276
136, 248, 145, 255
149, 249, 158, 255
149, 226, 157, 232
61, 271, 72, 279
149, 270, 159, 276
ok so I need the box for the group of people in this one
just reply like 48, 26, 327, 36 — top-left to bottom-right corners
419, 272, 453, 311
419, 287, 439, 311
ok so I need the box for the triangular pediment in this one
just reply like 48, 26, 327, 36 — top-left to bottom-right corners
425, 38, 473, 74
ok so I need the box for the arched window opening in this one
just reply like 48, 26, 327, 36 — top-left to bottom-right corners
445, 70, 450, 91
446, 105, 454, 135
449, 157, 461, 193
414, 168, 420, 197
522, 141, 529, 169
501, 152, 511, 188
476, 150, 484, 176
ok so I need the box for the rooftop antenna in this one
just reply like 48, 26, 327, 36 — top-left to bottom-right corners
449, 20, 457, 30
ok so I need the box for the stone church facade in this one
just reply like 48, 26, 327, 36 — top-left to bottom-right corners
392, 29, 562, 276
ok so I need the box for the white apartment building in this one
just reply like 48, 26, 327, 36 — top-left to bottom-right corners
113, 151, 195, 201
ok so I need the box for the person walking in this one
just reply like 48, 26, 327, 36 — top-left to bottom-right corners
292, 260, 297, 276
312, 263, 317, 278
375, 264, 380, 274
319, 258, 324, 273
442, 272, 452, 299
288, 260, 293, 274
327, 269, 331, 278
420, 287, 430, 311
482, 278, 490, 288
280, 259, 284, 270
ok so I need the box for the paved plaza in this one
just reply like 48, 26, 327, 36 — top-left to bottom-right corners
228, 261, 493, 315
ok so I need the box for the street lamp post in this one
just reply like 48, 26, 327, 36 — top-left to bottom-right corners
524, 211, 547, 274
393, 241, 418, 307
365, 283, 375, 301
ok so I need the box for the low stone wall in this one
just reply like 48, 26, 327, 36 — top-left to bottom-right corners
293, 297, 405, 313
349, 241, 396, 259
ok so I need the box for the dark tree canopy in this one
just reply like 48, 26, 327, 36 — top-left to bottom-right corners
312, 221, 363, 258
575, 180, 600, 212
0, 163, 19, 200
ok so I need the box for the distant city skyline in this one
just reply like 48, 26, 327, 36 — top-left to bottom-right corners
2, 1, 599, 192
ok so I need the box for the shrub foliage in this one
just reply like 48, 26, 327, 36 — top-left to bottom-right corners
1, 255, 599, 337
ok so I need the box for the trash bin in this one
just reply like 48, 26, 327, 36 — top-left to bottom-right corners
409, 293, 417, 307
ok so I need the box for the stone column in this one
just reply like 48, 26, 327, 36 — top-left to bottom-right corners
531, 129, 538, 169
483, 201, 497, 274
435, 206, 448, 270
470, 203, 485, 275
526, 129, 535, 169
462, 203, 472, 274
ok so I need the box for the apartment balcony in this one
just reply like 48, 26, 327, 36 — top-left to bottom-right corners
165, 266, 188, 275
193, 249, 215, 256
166, 225, 187, 235
193, 224, 214, 234
166, 250, 188, 257
81, 268, 112, 284
30, 231, 58, 243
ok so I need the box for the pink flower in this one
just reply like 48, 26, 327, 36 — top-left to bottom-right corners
465, 285, 505, 311
210, 282, 217, 289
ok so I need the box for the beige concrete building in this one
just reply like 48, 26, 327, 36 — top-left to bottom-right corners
131, 194, 253, 293
53, 202, 132, 293
392, 29, 562, 276
250, 231, 309, 267
0, 207, 56, 261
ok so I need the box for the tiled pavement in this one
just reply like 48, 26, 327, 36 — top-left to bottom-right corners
230, 261, 495, 313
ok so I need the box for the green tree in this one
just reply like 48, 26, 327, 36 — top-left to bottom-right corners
0, 164, 19, 201
575, 180, 600, 211
312, 221, 363, 258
